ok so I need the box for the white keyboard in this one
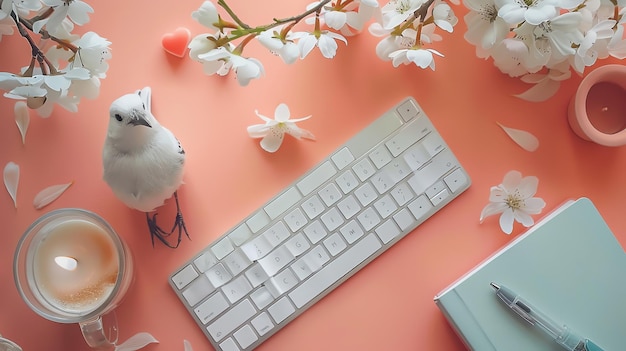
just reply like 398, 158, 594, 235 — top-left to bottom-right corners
169, 97, 470, 351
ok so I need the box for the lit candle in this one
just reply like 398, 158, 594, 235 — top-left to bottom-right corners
32, 218, 119, 313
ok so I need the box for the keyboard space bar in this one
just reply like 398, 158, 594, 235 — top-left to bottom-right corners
289, 234, 382, 309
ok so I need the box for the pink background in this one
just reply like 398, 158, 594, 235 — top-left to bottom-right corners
1, 1, 625, 350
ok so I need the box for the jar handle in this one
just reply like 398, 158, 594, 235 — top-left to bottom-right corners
79, 313, 118, 349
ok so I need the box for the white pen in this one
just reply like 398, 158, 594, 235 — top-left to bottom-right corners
490, 282, 605, 351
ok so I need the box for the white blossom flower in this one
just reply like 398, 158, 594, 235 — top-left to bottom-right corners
480, 170, 546, 234
71, 31, 112, 78
389, 46, 444, 69
433, 3, 458, 33
192, 1, 219, 31
463, 0, 509, 50
495, 0, 559, 26
292, 29, 347, 59
247, 103, 315, 153
194, 44, 264, 86
257, 26, 300, 64
381, 0, 425, 29
573, 19, 616, 72
33, 0, 93, 34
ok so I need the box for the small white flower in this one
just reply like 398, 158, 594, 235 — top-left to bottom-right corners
381, 0, 425, 29
257, 26, 300, 64
34, 0, 93, 34
463, 0, 509, 50
247, 103, 315, 153
495, 0, 559, 26
292, 29, 347, 59
480, 170, 546, 234
433, 3, 458, 33
192, 1, 220, 31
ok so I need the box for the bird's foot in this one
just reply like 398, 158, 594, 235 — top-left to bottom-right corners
145, 192, 190, 248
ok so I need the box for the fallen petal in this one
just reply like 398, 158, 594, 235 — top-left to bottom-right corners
33, 181, 74, 210
183, 340, 193, 351
15, 101, 30, 145
497, 123, 539, 152
514, 79, 560, 102
115, 332, 159, 351
3, 162, 19, 208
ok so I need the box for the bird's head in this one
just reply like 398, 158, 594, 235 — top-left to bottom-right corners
106, 87, 157, 151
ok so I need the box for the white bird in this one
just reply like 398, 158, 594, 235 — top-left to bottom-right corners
103, 86, 189, 248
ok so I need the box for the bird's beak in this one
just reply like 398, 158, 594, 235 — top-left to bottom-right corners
129, 116, 152, 128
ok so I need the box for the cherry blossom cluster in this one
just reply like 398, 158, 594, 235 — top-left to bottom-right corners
0, 0, 111, 117
464, 0, 626, 100
189, 0, 460, 86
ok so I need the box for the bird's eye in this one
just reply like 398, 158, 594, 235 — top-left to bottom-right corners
115, 114, 123, 122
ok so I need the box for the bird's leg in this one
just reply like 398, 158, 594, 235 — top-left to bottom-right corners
145, 191, 190, 248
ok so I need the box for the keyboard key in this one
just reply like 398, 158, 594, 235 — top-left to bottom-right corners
301, 245, 330, 274
425, 180, 447, 199
207, 299, 256, 342
390, 182, 414, 206
336, 170, 358, 194
195, 292, 229, 325
422, 132, 446, 157
375, 219, 401, 244
259, 245, 295, 276
385, 118, 430, 157
407, 149, 457, 195
352, 158, 376, 181
263, 221, 290, 247
194, 251, 218, 273
301, 195, 325, 219
268, 297, 296, 324
265, 187, 302, 220
337, 195, 361, 219
393, 208, 416, 231
266, 269, 299, 298
303, 220, 327, 244
222, 276, 253, 304
206, 263, 232, 288
211, 237, 235, 260
357, 207, 381, 231
223, 248, 252, 276
285, 207, 308, 232
371, 171, 394, 194
228, 224, 254, 246
321, 207, 344, 232
408, 195, 434, 222
182, 274, 213, 306
339, 220, 364, 244
241, 235, 273, 261
172, 265, 199, 290
251, 312, 274, 336
396, 99, 419, 122
323, 233, 347, 256
289, 234, 382, 308
296, 161, 336, 196
234, 325, 257, 349
444, 168, 469, 193
246, 210, 271, 234
429, 188, 451, 207
219, 338, 239, 351
404, 143, 430, 171
354, 182, 377, 206
285, 233, 311, 256
244, 263, 269, 288
331, 147, 355, 170
318, 183, 342, 206
374, 194, 398, 219
250, 286, 274, 310
369, 145, 393, 169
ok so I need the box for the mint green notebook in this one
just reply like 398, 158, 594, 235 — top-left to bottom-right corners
434, 198, 626, 351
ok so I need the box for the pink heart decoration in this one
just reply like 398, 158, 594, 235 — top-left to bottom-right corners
161, 27, 191, 58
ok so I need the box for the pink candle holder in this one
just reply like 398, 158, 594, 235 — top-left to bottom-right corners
568, 64, 626, 147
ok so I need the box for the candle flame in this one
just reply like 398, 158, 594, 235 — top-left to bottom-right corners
54, 256, 78, 271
